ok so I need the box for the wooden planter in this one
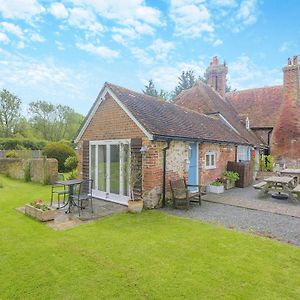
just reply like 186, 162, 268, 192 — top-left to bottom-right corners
224, 180, 235, 190
25, 204, 55, 221
206, 185, 224, 194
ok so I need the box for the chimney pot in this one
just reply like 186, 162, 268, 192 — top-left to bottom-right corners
288, 57, 292, 65
293, 55, 298, 65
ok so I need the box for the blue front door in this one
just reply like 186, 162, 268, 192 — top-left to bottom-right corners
188, 143, 198, 191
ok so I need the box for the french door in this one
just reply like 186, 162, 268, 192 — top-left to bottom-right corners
89, 140, 130, 205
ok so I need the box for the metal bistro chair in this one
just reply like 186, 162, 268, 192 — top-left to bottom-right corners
71, 179, 94, 216
51, 173, 69, 208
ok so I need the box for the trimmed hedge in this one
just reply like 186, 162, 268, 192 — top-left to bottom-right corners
0, 138, 47, 150
43, 142, 76, 172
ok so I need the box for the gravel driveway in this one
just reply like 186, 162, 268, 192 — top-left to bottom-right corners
162, 201, 300, 246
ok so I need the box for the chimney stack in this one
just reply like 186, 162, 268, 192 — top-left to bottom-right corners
205, 56, 228, 97
271, 55, 300, 163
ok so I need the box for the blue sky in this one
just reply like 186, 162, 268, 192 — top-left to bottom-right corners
0, 0, 299, 114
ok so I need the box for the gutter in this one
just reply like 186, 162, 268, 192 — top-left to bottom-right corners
152, 134, 251, 146
162, 140, 171, 207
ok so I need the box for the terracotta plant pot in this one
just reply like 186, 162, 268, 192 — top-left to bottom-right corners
128, 199, 144, 213
25, 204, 55, 221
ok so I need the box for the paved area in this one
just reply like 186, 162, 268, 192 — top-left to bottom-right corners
18, 199, 127, 230
163, 201, 300, 246
202, 184, 300, 218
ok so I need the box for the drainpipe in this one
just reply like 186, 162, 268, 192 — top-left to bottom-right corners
162, 140, 171, 207
267, 129, 272, 155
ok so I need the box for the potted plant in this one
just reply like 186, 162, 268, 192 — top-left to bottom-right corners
128, 153, 144, 213
25, 200, 55, 221
206, 178, 224, 194
222, 171, 239, 189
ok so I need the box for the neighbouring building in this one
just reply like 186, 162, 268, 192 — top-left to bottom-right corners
226, 55, 300, 165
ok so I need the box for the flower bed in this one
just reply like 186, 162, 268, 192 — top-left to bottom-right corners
25, 200, 55, 221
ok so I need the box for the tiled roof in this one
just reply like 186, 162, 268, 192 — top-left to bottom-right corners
174, 81, 261, 145
106, 82, 250, 145
226, 85, 283, 128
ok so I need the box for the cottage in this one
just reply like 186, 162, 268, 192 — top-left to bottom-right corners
74, 81, 258, 208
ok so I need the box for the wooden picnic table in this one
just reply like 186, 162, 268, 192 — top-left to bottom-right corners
280, 169, 300, 184
263, 176, 296, 202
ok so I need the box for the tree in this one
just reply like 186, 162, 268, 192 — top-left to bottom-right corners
143, 79, 158, 97
174, 70, 197, 96
28, 100, 84, 141
0, 89, 22, 137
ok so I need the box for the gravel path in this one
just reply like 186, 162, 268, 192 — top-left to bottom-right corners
162, 201, 300, 246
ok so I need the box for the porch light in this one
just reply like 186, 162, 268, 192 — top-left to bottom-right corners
140, 145, 148, 154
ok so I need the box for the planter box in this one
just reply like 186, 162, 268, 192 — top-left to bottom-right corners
25, 204, 55, 221
206, 185, 224, 194
224, 180, 235, 190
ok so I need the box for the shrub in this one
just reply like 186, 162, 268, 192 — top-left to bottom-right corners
24, 163, 31, 182
64, 156, 78, 172
260, 155, 274, 172
222, 171, 240, 183
5, 150, 19, 158
43, 142, 76, 172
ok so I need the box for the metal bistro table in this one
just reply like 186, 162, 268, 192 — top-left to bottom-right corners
264, 176, 296, 201
55, 179, 83, 213
280, 169, 300, 185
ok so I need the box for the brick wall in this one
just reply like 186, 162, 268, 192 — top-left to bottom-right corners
199, 143, 236, 187
77, 93, 145, 177
271, 59, 300, 165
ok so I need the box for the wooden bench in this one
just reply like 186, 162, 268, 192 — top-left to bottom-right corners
253, 181, 267, 190
170, 178, 204, 209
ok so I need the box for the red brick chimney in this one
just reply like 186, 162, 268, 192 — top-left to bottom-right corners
205, 56, 228, 97
271, 55, 300, 163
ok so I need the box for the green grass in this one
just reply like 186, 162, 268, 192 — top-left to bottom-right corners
1, 175, 300, 299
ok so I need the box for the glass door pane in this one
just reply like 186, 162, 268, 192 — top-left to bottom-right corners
110, 144, 120, 194
90, 145, 96, 189
97, 145, 106, 192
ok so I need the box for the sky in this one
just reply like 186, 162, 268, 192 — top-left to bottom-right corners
0, 0, 299, 115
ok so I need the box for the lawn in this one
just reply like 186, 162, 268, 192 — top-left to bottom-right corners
1, 175, 300, 299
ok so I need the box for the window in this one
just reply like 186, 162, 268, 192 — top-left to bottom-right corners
205, 151, 216, 169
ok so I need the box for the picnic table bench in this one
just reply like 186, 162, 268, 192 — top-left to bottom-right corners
292, 185, 300, 201
253, 181, 267, 190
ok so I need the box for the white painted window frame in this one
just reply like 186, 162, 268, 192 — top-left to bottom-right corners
204, 151, 217, 170
89, 139, 131, 198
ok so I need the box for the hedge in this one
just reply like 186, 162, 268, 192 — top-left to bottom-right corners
0, 138, 47, 150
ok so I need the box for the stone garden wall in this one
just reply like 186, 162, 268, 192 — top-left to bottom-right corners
0, 158, 58, 184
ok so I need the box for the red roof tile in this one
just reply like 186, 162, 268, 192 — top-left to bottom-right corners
226, 86, 283, 128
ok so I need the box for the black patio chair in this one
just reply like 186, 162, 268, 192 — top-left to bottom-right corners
50, 173, 69, 208
71, 179, 94, 216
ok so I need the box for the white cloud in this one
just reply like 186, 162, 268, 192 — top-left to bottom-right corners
16, 41, 25, 49
236, 0, 258, 25
141, 59, 206, 90
0, 0, 45, 20
212, 0, 237, 7
30, 33, 45, 42
49, 2, 69, 19
55, 41, 65, 51
149, 39, 175, 61
170, 0, 214, 37
72, 0, 162, 25
229, 55, 282, 90
68, 7, 105, 36
212, 39, 223, 47
76, 42, 119, 59
130, 47, 153, 65
1, 22, 24, 39
0, 32, 10, 44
